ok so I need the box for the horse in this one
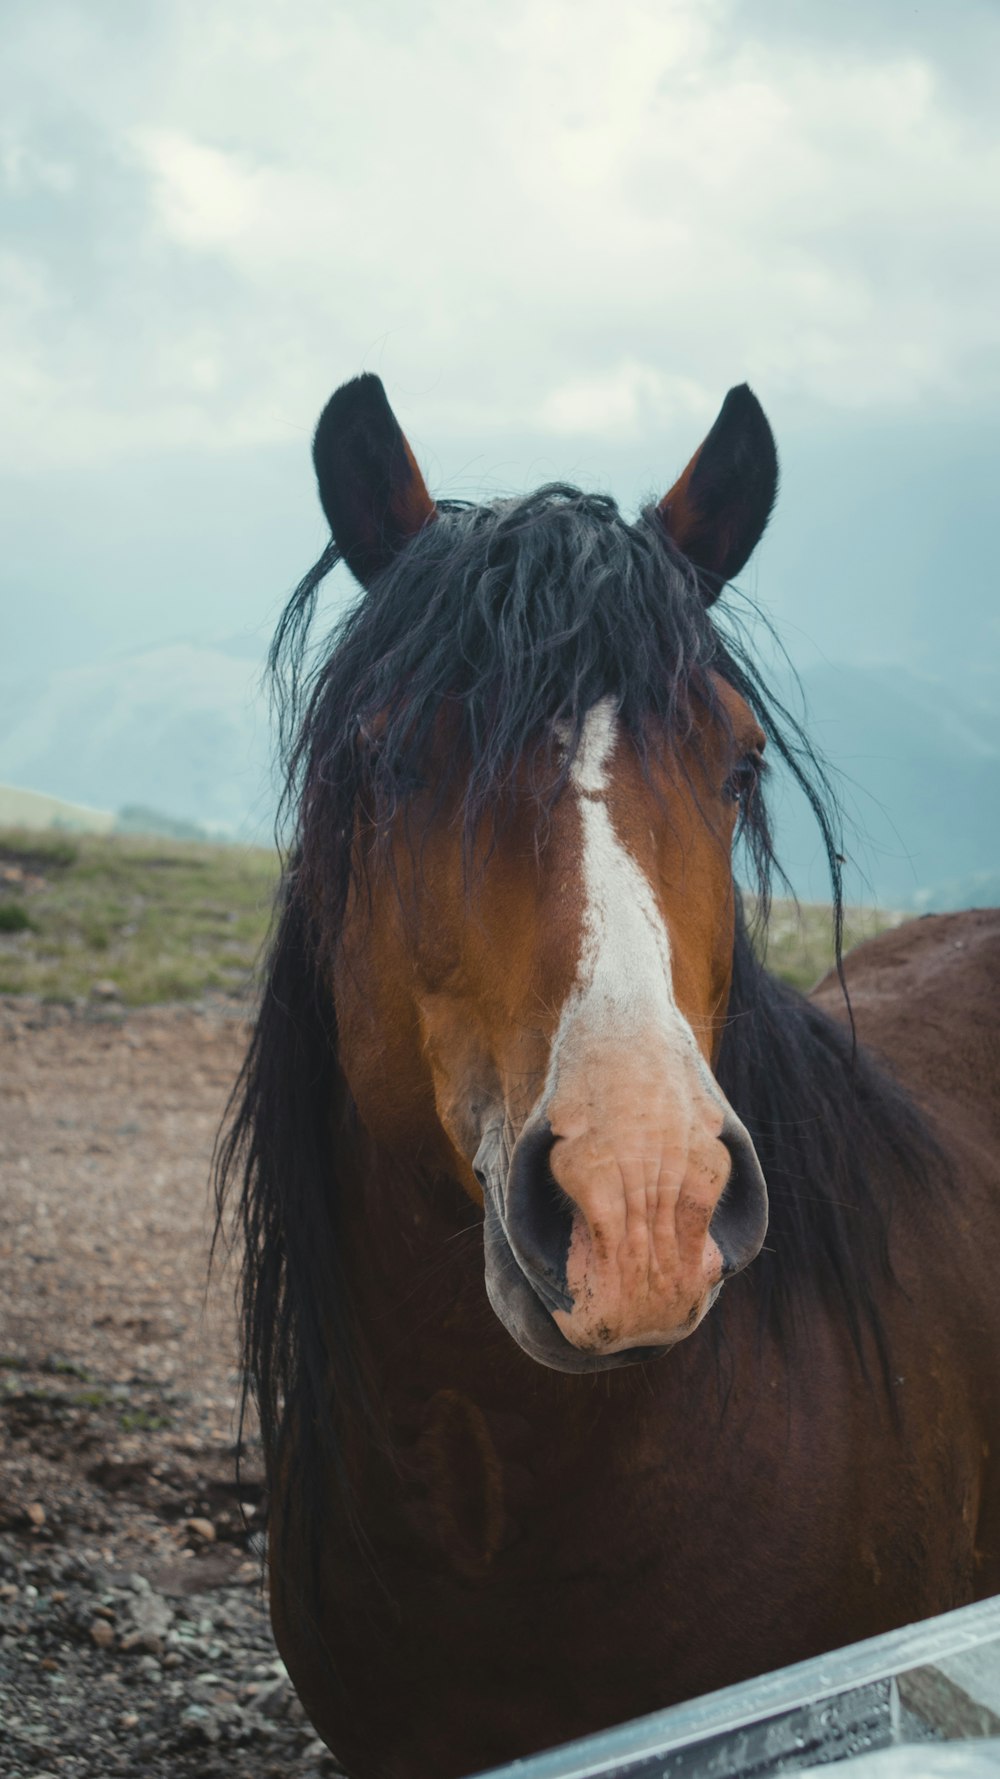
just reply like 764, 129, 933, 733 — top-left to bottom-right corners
217, 373, 1000, 1779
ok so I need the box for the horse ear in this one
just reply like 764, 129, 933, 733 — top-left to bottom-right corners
313, 374, 438, 586
655, 385, 778, 605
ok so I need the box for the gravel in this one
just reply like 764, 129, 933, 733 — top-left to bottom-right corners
0, 1538, 346, 1777
0, 995, 347, 1778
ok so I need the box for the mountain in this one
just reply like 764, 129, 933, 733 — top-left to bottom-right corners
0, 645, 995, 912
763, 662, 998, 910
0, 640, 275, 840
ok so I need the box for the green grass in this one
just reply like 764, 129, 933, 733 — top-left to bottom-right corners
0, 826, 903, 1006
119, 1408, 173, 1433
0, 901, 34, 933
0, 828, 278, 1005
753, 899, 904, 991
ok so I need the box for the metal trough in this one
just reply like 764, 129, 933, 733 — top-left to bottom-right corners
475, 1595, 1000, 1779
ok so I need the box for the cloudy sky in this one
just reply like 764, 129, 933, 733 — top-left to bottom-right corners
2, 0, 998, 691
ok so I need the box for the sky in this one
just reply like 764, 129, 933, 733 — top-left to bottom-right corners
2, 0, 999, 693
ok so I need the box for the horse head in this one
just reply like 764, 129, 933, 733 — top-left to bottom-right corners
307, 375, 777, 1373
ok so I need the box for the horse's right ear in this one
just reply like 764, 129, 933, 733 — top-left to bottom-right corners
313, 374, 438, 587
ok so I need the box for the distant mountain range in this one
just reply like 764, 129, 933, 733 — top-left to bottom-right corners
0, 638, 276, 842
0, 643, 995, 912
763, 660, 997, 909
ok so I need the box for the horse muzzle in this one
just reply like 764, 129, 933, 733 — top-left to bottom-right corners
475, 1099, 768, 1372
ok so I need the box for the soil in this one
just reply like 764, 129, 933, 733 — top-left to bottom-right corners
0, 994, 343, 1779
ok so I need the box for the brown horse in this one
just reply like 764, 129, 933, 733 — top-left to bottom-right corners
218, 375, 1000, 1779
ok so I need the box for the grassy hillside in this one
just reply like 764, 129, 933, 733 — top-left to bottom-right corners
0, 782, 115, 834
0, 829, 276, 1005
0, 827, 903, 1006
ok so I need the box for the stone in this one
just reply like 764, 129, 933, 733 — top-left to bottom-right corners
255, 1675, 291, 1719
180, 1702, 222, 1744
88, 1617, 114, 1649
185, 1517, 216, 1544
119, 1588, 172, 1654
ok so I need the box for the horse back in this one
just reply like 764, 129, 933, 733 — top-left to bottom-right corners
811, 908, 1000, 1144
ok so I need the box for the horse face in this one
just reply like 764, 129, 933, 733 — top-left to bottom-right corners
321, 374, 775, 1371
335, 680, 768, 1373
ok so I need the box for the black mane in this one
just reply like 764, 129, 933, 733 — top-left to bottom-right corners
269, 488, 847, 941
217, 485, 937, 1521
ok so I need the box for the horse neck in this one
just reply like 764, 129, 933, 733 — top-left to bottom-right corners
342, 1132, 519, 1397
338, 1126, 734, 1441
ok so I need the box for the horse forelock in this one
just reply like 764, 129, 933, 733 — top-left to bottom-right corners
272, 486, 825, 932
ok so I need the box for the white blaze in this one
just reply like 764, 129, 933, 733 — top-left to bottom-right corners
549, 698, 719, 1090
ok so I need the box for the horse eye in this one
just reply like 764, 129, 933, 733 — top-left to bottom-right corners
725, 751, 763, 806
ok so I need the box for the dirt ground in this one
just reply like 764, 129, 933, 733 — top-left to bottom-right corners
0, 994, 343, 1779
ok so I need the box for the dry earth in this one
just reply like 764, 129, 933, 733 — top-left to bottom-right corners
0, 995, 343, 1779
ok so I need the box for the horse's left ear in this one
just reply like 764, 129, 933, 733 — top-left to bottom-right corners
313, 373, 438, 587
655, 385, 778, 605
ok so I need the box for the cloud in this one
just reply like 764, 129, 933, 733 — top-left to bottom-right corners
0, 134, 75, 196
134, 132, 264, 250
535, 362, 710, 439
0, 0, 997, 470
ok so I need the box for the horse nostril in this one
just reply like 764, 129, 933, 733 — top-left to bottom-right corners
472, 1127, 504, 1197
711, 1117, 769, 1279
504, 1119, 576, 1315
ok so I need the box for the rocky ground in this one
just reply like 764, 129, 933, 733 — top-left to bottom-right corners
0, 994, 344, 1778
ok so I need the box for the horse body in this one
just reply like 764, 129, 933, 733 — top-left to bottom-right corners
221, 374, 1000, 1779
270, 913, 999, 1779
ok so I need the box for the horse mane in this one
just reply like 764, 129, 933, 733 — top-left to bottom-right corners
716, 905, 939, 1379
216, 484, 939, 1515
